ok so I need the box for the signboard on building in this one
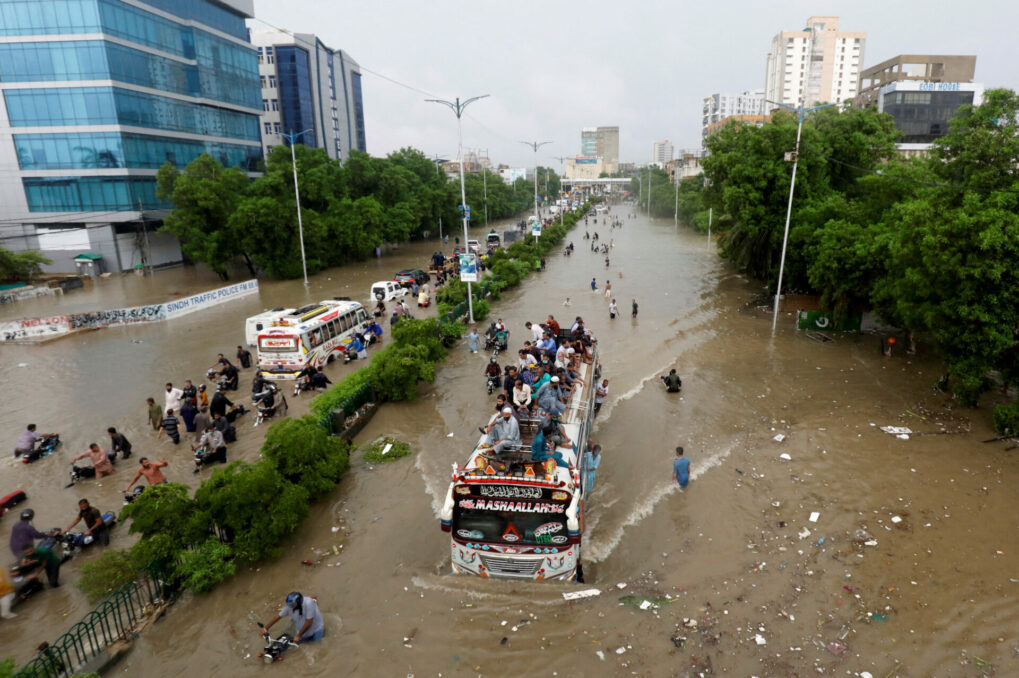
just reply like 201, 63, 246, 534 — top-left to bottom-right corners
796, 310, 862, 332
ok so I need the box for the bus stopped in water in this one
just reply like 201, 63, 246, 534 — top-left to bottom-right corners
256, 299, 370, 380
440, 332, 600, 581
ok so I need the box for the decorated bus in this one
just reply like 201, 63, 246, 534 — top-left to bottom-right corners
439, 335, 599, 580
256, 299, 370, 380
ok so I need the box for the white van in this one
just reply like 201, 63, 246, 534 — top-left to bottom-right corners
245, 307, 295, 347
370, 280, 408, 303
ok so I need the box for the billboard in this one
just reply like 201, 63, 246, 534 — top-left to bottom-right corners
459, 253, 479, 282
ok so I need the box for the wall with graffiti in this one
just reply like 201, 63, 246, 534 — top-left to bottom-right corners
1, 280, 258, 343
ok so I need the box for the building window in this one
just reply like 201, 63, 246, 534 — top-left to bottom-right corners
271, 99, 279, 111
264, 122, 271, 134
268, 75, 276, 88
260, 76, 266, 88
273, 122, 280, 134
266, 55, 274, 64
262, 99, 269, 111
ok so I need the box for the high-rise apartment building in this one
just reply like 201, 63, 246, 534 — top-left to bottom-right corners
764, 16, 865, 110
651, 140, 673, 166
0, 0, 263, 273
580, 126, 618, 171
701, 89, 765, 142
250, 29, 366, 162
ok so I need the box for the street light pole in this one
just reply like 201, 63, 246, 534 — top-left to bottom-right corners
482, 151, 489, 227
673, 170, 679, 228
766, 96, 835, 333
647, 167, 652, 218
434, 153, 443, 242
282, 128, 313, 286
520, 140, 552, 224
551, 156, 568, 226
426, 95, 489, 323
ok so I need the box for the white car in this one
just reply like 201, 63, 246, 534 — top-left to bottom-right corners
467, 239, 481, 254
370, 280, 408, 303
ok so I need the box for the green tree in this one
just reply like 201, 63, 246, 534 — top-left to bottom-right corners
156, 154, 251, 279
0, 247, 51, 282
194, 462, 309, 562
261, 416, 350, 499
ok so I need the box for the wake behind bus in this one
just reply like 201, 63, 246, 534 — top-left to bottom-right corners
256, 299, 370, 380
439, 330, 600, 581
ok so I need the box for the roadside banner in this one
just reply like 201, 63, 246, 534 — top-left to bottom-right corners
165, 279, 259, 318
458, 254, 478, 283
531, 224, 542, 238
796, 310, 862, 332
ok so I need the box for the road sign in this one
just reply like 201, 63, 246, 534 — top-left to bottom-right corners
459, 204, 471, 218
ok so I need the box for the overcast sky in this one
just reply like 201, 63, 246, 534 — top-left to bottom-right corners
252, 0, 1018, 169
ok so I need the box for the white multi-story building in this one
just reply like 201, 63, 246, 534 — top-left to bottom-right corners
701, 89, 765, 142
250, 29, 366, 162
651, 140, 674, 166
764, 16, 865, 110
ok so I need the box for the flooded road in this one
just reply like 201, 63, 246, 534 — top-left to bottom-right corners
3, 210, 1016, 677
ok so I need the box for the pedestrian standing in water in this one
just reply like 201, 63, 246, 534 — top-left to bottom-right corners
672, 446, 690, 489
632, 299, 639, 318
609, 299, 618, 319
145, 398, 162, 431
604, 281, 612, 299
467, 328, 480, 354
590, 278, 598, 291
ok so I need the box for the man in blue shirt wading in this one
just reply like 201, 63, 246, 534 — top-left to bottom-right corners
672, 446, 690, 489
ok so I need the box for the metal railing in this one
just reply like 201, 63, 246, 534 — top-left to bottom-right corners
15, 562, 171, 677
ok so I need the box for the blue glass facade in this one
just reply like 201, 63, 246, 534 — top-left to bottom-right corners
276, 45, 315, 146
15, 132, 262, 171
351, 71, 366, 152
5, 87, 261, 141
0, 0, 261, 213
23, 176, 170, 211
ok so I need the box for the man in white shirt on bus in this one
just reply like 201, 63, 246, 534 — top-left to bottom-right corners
487, 407, 521, 454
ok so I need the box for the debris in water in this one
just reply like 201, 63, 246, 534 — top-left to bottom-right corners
798, 528, 811, 539
826, 640, 847, 655
595, 650, 605, 660
563, 589, 601, 601
779, 453, 792, 460
500, 637, 507, 645
880, 426, 912, 436
17, 363, 29, 368
331, 526, 340, 532
615, 647, 626, 655
809, 511, 820, 523
773, 434, 786, 443
403, 628, 417, 647
891, 515, 903, 524
754, 634, 767, 645
446, 432, 455, 437
616, 582, 627, 589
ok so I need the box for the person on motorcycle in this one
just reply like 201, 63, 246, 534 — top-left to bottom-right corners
484, 357, 501, 381
254, 385, 277, 418
14, 424, 54, 458
366, 320, 383, 344
295, 364, 316, 392
260, 592, 325, 644
309, 367, 331, 390
494, 326, 509, 351
64, 498, 109, 547
19, 542, 61, 588
72, 443, 115, 477
9, 509, 57, 560
210, 387, 233, 419
251, 371, 267, 397
192, 425, 227, 473
347, 335, 365, 361
220, 362, 239, 390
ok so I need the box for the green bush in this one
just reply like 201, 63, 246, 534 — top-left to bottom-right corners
261, 416, 351, 499
472, 298, 491, 321
194, 461, 309, 562
392, 318, 448, 361
993, 400, 1019, 435
439, 320, 466, 347
175, 538, 236, 593
310, 367, 371, 418
368, 343, 438, 401
77, 548, 148, 603
362, 438, 413, 464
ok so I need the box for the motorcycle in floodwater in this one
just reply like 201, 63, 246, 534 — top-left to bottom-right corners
53, 512, 117, 557
18, 434, 60, 464
257, 623, 299, 663
122, 486, 145, 505
253, 385, 287, 427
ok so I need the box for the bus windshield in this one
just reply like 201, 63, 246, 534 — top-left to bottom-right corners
453, 509, 569, 546
258, 335, 298, 353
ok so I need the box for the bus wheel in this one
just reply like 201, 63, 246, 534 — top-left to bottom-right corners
576, 561, 585, 584
326, 355, 334, 364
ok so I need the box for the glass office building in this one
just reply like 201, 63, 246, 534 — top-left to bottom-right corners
877, 80, 984, 156
251, 29, 366, 162
0, 0, 262, 272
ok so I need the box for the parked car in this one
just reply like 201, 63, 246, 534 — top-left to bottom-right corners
452, 246, 466, 257
467, 239, 481, 254
370, 280, 408, 303
394, 269, 430, 288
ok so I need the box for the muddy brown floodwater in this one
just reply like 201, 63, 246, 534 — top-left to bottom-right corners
2, 210, 1016, 677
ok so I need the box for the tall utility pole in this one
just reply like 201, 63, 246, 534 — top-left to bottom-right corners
520, 140, 552, 223
551, 155, 569, 226
426, 95, 489, 323
282, 129, 313, 286
646, 167, 653, 218
482, 149, 489, 226
434, 153, 444, 242
673, 170, 679, 228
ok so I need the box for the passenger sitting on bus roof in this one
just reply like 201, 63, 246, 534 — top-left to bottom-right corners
530, 431, 569, 468
535, 377, 566, 414
502, 367, 518, 400
539, 412, 571, 448
545, 315, 561, 337
537, 332, 556, 354
513, 379, 533, 413
486, 407, 521, 454
518, 349, 538, 372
